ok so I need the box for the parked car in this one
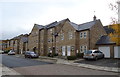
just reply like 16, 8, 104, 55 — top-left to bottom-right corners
83, 50, 104, 60
0, 50, 4, 54
24, 51, 39, 58
8, 50, 15, 55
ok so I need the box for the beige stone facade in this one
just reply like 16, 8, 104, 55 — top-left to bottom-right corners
28, 24, 44, 54
39, 29, 46, 55
19, 34, 28, 54
30, 18, 106, 57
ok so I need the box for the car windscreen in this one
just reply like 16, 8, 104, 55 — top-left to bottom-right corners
84, 50, 92, 54
30, 52, 35, 54
10, 50, 14, 52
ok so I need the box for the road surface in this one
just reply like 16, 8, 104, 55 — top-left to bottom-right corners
2, 54, 119, 75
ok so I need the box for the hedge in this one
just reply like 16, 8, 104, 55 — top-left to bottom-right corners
67, 56, 77, 60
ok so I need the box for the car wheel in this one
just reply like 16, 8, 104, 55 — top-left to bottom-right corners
102, 55, 104, 58
95, 57, 98, 60
29, 56, 32, 58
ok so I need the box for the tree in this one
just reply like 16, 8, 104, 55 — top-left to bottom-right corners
109, 24, 120, 45
109, 0, 119, 24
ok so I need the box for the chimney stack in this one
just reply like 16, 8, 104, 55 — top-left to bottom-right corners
93, 15, 97, 21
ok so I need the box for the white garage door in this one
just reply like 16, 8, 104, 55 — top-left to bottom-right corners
114, 46, 120, 58
62, 46, 66, 56
67, 46, 71, 56
99, 46, 110, 58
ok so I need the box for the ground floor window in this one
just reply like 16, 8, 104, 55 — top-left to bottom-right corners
80, 46, 87, 53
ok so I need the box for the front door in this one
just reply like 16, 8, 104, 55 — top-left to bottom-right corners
67, 46, 70, 56
62, 46, 66, 56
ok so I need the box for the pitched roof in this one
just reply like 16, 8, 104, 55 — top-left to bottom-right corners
96, 35, 116, 45
78, 20, 99, 31
69, 22, 78, 30
46, 21, 58, 29
34, 24, 44, 30
21, 37, 28, 42
103, 26, 115, 34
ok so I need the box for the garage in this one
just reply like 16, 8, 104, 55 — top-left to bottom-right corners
114, 46, 120, 58
99, 46, 110, 58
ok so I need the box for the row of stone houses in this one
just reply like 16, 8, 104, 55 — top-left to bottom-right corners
27, 16, 107, 57
1, 34, 28, 54
1, 16, 119, 58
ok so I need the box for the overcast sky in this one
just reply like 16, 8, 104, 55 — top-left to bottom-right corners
0, 0, 118, 40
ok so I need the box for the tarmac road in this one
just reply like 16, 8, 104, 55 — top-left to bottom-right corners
2, 54, 53, 68
1, 54, 119, 75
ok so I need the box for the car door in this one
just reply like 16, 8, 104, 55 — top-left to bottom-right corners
93, 51, 98, 57
98, 51, 103, 58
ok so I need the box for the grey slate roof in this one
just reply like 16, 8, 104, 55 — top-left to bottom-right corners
34, 24, 44, 30
21, 37, 28, 43
103, 26, 115, 34
96, 35, 116, 45
78, 20, 99, 31
46, 21, 58, 29
69, 22, 78, 30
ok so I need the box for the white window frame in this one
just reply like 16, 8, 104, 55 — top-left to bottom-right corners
80, 32, 83, 39
80, 46, 87, 53
84, 46, 87, 52
69, 32, 73, 39
83, 32, 87, 38
80, 32, 87, 39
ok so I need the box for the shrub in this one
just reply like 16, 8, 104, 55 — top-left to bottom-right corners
67, 56, 77, 60
76, 53, 84, 58
54, 53, 58, 56
47, 53, 53, 57
4, 50, 10, 53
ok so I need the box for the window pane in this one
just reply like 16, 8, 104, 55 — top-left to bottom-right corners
80, 32, 83, 38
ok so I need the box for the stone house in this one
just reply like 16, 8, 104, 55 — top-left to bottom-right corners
28, 24, 44, 54
55, 17, 106, 56
45, 21, 58, 55
19, 34, 28, 54
9, 39, 15, 50
27, 17, 107, 57
13, 38, 19, 53
39, 27, 45, 56
0, 40, 2, 50
1, 40, 7, 51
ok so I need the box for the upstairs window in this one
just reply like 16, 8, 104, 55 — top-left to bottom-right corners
80, 32, 83, 39
68, 32, 73, 39
84, 32, 87, 38
80, 32, 87, 39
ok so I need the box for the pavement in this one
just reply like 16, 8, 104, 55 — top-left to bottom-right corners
14, 54, 120, 73
0, 63, 20, 76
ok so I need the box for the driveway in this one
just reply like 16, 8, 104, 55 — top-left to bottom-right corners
75, 58, 120, 68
